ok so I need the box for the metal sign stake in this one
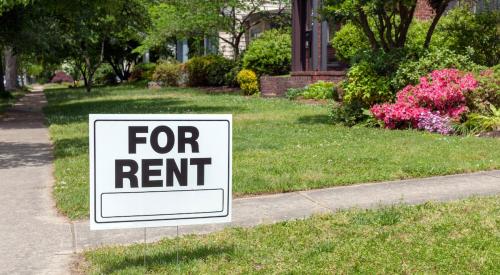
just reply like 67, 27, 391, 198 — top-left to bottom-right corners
143, 227, 147, 268
177, 226, 180, 274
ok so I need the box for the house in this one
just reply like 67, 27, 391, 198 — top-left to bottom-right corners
260, 0, 499, 97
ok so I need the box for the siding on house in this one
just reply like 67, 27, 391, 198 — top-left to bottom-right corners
218, 2, 287, 58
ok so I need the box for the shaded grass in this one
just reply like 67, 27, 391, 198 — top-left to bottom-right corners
84, 196, 500, 274
0, 89, 26, 114
43, 84, 500, 219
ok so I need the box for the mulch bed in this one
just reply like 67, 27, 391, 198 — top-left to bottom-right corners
196, 86, 242, 94
477, 130, 500, 138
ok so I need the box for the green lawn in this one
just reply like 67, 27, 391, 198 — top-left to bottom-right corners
83, 196, 500, 274
43, 84, 500, 219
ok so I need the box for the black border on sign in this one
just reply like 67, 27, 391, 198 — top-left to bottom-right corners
100, 189, 224, 218
93, 119, 231, 224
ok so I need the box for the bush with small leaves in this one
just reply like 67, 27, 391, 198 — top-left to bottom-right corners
242, 29, 291, 76
236, 69, 259, 95
152, 61, 182, 86
302, 81, 336, 100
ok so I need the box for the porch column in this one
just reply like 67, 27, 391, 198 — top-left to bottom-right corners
320, 19, 329, 71
292, 0, 307, 71
311, 0, 319, 71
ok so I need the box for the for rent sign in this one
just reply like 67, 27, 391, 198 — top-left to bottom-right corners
89, 114, 232, 230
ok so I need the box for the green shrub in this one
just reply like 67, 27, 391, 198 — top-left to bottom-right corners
242, 29, 291, 76
186, 55, 236, 86
302, 81, 336, 100
343, 61, 392, 106
206, 56, 236, 86
466, 68, 500, 115
331, 23, 370, 63
331, 20, 442, 63
236, 69, 259, 95
455, 105, 500, 135
392, 48, 483, 90
94, 64, 117, 85
224, 64, 242, 87
185, 56, 211, 86
152, 61, 182, 86
285, 87, 304, 100
129, 63, 155, 82
436, 7, 499, 67
329, 101, 367, 127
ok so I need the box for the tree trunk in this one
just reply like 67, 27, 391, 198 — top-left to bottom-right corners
424, 2, 450, 49
4, 47, 18, 91
0, 54, 5, 95
108, 60, 125, 81
357, 8, 379, 50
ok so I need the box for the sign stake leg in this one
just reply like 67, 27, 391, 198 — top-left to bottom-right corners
177, 225, 180, 274
143, 227, 147, 269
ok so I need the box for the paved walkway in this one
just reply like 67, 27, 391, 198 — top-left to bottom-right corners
1, 89, 499, 274
0, 88, 73, 275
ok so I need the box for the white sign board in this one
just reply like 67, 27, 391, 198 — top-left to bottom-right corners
89, 114, 232, 230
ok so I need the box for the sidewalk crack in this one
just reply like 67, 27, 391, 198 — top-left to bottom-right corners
298, 192, 334, 212
70, 222, 77, 254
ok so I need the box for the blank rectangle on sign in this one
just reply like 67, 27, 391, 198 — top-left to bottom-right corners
101, 189, 224, 218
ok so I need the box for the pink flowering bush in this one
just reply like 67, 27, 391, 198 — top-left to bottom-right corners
51, 71, 74, 84
371, 69, 478, 134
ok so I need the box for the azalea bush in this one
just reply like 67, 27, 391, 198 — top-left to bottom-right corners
371, 69, 478, 134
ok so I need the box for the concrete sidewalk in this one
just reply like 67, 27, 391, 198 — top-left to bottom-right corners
0, 89, 499, 274
73, 170, 500, 249
0, 89, 73, 275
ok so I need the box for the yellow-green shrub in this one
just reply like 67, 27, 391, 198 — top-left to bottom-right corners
152, 61, 182, 86
236, 69, 259, 95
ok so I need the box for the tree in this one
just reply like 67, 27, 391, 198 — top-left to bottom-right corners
143, 0, 290, 60
54, 0, 150, 92
323, 0, 453, 52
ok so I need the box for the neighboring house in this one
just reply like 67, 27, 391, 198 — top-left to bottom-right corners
174, 2, 289, 62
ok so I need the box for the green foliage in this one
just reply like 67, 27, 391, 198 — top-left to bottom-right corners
285, 87, 304, 100
224, 63, 243, 87
392, 48, 483, 90
236, 69, 259, 95
436, 7, 500, 67
303, 81, 336, 100
129, 63, 155, 82
242, 29, 291, 76
331, 23, 370, 62
206, 56, 237, 86
466, 68, 500, 115
152, 61, 182, 87
455, 105, 500, 135
186, 55, 236, 86
343, 61, 392, 106
94, 64, 117, 85
329, 101, 367, 127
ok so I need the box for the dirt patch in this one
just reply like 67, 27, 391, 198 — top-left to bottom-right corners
71, 253, 89, 275
197, 86, 242, 94
477, 130, 500, 138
